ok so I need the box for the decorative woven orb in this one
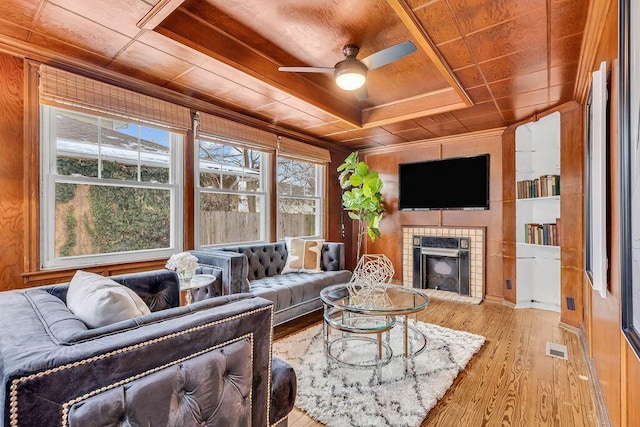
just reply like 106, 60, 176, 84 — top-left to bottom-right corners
347, 254, 395, 308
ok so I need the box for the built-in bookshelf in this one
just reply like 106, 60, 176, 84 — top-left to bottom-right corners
515, 112, 561, 312
523, 220, 559, 246
517, 174, 560, 199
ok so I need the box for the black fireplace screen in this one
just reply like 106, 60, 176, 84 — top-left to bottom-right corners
424, 255, 460, 292
412, 236, 470, 295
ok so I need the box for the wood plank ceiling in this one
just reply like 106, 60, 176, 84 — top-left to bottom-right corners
0, 0, 588, 149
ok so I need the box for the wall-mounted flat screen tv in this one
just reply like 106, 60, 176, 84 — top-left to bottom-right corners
398, 154, 490, 210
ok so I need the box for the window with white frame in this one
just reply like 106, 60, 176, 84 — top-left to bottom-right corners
196, 137, 268, 246
40, 106, 183, 268
277, 156, 324, 239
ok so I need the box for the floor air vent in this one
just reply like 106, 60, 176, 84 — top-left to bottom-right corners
545, 342, 568, 360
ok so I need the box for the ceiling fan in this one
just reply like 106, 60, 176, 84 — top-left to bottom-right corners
278, 41, 417, 100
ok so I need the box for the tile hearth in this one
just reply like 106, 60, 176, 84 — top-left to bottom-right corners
402, 226, 485, 303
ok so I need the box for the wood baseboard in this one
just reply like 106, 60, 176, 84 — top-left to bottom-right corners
501, 299, 516, 308
484, 294, 504, 303
574, 325, 611, 427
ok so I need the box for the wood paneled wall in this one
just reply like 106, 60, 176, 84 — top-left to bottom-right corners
362, 129, 505, 299
501, 130, 517, 304
0, 54, 24, 291
559, 105, 585, 328
577, 0, 640, 425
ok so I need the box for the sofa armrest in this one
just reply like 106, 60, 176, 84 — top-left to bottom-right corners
270, 356, 297, 426
1, 293, 276, 427
189, 266, 223, 303
191, 249, 250, 294
42, 269, 181, 311
322, 242, 346, 271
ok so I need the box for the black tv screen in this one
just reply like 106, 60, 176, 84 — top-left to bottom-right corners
398, 154, 490, 210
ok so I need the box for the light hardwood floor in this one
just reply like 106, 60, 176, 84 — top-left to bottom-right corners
274, 298, 598, 426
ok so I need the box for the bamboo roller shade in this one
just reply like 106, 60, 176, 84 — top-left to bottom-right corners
278, 136, 331, 163
40, 65, 330, 163
198, 111, 277, 152
39, 64, 191, 131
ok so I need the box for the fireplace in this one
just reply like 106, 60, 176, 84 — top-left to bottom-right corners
403, 227, 485, 301
413, 236, 470, 296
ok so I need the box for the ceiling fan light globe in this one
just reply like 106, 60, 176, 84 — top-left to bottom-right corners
335, 71, 366, 90
334, 59, 368, 91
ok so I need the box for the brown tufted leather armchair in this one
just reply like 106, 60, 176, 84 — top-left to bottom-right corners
0, 270, 296, 426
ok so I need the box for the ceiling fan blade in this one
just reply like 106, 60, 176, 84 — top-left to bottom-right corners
360, 41, 417, 71
278, 66, 334, 73
353, 85, 368, 101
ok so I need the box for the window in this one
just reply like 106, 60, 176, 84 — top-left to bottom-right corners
41, 106, 183, 268
196, 138, 268, 246
277, 157, 324, 239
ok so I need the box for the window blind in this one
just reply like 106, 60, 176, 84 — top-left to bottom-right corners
198, 112, 277, 152
39, 64, 191, 131
277, 136, 331, 163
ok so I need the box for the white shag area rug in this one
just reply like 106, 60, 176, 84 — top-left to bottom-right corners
273, 321, 485, 427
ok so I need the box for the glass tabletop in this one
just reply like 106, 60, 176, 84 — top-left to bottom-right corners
320, 283, 429, 315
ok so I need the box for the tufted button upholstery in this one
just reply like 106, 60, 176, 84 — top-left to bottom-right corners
192, 242, 351, 326
190, 267, 223, 303
0, 271, 296, 427
250, 270, 352, 311
68, 338, 253, 426
109, 270, 180, 312
46, 269, 180, 312
223, 243, 288, 281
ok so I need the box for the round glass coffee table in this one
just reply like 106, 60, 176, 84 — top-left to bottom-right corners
320, 283, 429, 370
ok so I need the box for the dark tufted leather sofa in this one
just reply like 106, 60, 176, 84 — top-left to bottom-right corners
0, 269, 296, 427
191, 242, 352, 325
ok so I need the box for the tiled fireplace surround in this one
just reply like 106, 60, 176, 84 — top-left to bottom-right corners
402, 226, 485, 301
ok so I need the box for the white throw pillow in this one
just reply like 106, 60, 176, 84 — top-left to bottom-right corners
67, 270, 151, 328
282, 238, 324, 274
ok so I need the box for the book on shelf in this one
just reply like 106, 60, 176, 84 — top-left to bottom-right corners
517, 174, 560, 199
523, 219, 560, 246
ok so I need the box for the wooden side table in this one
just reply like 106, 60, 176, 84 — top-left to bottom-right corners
179, 274, 216, 306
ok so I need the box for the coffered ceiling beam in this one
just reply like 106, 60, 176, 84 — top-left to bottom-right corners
386, 0, 473, 108
156, 7, 363, 128
137, 0, 187, 30
362, 87, 468, 128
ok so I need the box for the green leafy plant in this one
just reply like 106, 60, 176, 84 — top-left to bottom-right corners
337, 151, 384, 260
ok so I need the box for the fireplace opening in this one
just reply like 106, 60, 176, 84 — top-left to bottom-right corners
413, 236, 470, 296
424, 255, 459, 292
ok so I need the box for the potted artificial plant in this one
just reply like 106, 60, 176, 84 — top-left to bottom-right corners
337, 151, 385, 261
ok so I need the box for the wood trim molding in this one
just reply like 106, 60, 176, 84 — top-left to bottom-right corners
501, 299, 516, 308
24, 60, 40, 274
386, 0, 473, 108
269, 153, 278, 242
21, 260, 168, 288
503, 100, 582, 134
577, 326, 613, 426
137, 0, 186, 30
362, 88, 469, 128
183, 125, 195, 250
484, 295, 505, 303
360, 127, 506, 155
573, 0, 614, 104
621, 333, 628, 427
